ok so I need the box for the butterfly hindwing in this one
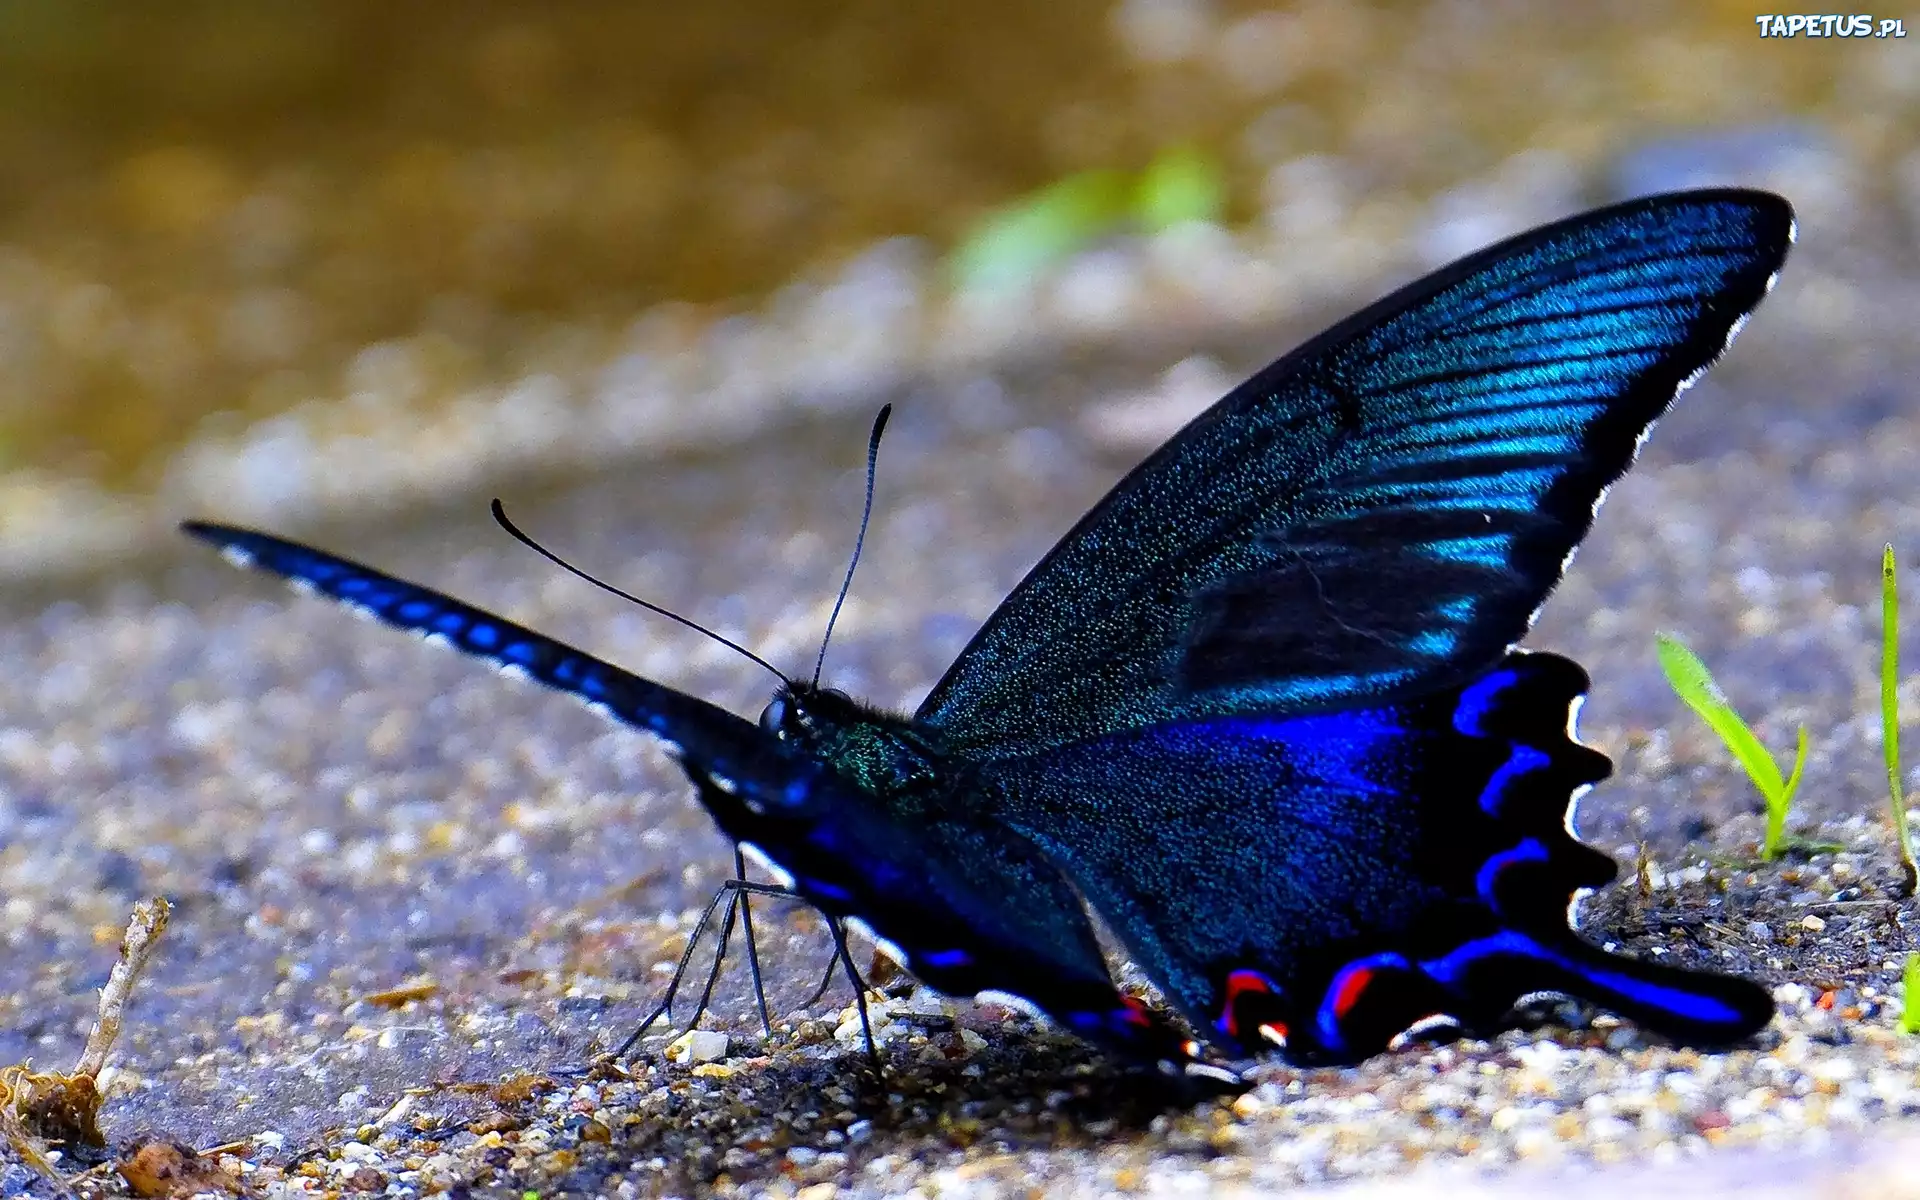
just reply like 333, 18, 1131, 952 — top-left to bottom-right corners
981, 651, 1774, 1061
919, 190, 1794, 760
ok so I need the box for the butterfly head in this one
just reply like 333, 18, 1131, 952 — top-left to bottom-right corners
760, 685, 844, 742
758, 683, 879, 753
760, 683, 946, 802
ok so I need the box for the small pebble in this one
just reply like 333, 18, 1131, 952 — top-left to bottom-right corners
664, 1029, 729, 1064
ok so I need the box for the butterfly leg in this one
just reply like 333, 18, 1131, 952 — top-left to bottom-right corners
613, 877, 799, 1060
684, 877, 753, 1031
802, 954, 840, 1008
826, 919, 883, 1075
798, 933, 852, 1006
731, 846, 776, 1038
615, 882, 736, 1059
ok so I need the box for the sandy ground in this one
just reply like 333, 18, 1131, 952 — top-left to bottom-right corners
4, 214, 1920, 1196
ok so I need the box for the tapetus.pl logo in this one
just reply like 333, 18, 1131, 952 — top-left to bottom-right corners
1754, 13, 1907, 36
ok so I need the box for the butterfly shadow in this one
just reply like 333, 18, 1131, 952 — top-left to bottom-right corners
581, 873, 1235, 1131
562, 1034, 1222, 1194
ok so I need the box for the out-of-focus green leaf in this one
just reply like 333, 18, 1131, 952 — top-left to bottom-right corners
949, 169, 1127, 292
1134, 146, 1224, 232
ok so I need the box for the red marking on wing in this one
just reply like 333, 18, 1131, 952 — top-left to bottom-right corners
1224, 969, 1274, 1000
1330, 965, 1375, 1019
1218, 969, 1279, 1040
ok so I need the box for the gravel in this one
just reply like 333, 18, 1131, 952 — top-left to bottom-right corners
3, 177, 1920, 1196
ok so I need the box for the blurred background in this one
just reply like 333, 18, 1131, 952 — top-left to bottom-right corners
0, 0, 1915, 577
3, 4, 1920, 1175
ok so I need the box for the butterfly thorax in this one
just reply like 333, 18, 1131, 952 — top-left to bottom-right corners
760, 684, 950, 811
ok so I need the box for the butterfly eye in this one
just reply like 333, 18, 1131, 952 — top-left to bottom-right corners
759, 698, 787, 736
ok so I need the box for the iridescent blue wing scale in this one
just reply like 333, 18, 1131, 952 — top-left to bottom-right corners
980, 652, 1775, 1062
918, 190, 1794, 761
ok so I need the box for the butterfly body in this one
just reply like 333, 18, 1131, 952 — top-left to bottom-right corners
610, 679, 1220, 1075
187, 188, 1794, 1087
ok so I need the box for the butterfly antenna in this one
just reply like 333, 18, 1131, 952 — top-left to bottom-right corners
813, 404, 892, 688
491, 499, 789, 685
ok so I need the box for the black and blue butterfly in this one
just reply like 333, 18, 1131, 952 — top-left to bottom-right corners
185, 188, 1792, 1089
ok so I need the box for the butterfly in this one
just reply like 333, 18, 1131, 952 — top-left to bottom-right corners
185, 188, 1792, 1090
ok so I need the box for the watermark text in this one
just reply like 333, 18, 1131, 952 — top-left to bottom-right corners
1755, 14, 1907, 36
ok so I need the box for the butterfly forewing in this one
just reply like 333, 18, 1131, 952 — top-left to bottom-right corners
182, 521, 781, 774
918, 190, 1793, 761
182, 522, 1222, 1081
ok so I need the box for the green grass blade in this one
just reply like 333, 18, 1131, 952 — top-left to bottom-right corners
1884, 544, 1916, 888
1782, 724, 1809, 806
1657, 634, 1788, 805
1903, 952, 1920, 1036
1767, 724, 1810, 859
